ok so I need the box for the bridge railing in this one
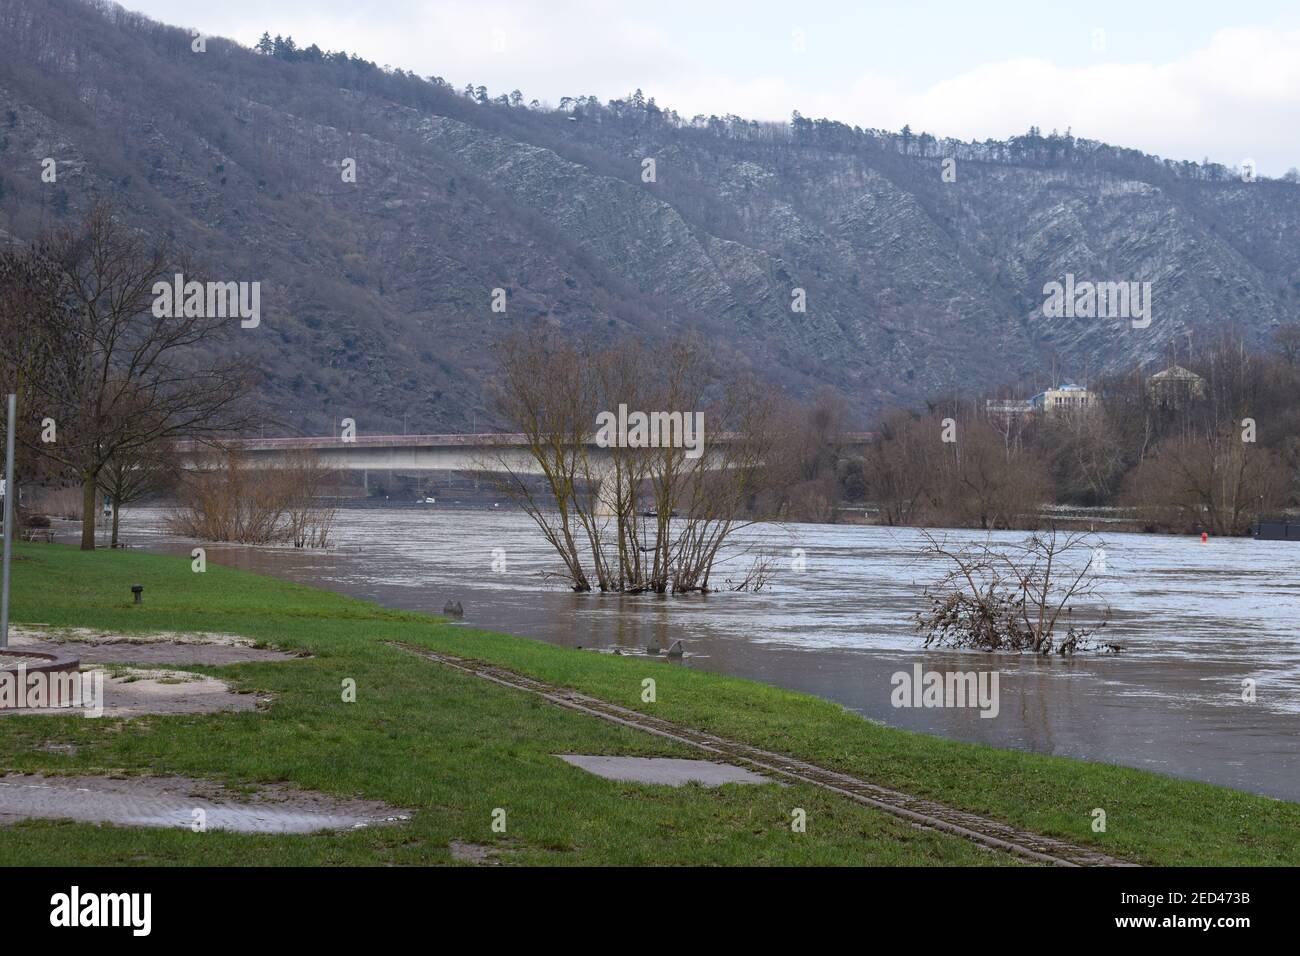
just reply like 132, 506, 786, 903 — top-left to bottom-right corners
172, 434, 534, 452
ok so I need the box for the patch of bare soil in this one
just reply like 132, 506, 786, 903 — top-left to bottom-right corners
449, 841, 505, 865
0, 773, 409, 833
0, 667, 264, 718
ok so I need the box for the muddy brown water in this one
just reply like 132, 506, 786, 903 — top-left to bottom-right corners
87, 507, 1300, 802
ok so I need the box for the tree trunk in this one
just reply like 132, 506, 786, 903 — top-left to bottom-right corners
110, 498, 121, 548
80, 472, 97, 551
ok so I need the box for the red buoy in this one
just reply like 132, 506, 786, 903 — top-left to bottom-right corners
1201, 531, 1208, 543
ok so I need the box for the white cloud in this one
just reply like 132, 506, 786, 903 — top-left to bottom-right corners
132, 2, 1300, 174
644, 26, 1300, 175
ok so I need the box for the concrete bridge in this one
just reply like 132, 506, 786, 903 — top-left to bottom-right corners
175, 432, 874, 513
176, 434, 542, 474
175, 432, 875, 475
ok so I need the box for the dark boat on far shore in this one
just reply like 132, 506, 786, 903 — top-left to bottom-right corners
1254, 519, 1300, 541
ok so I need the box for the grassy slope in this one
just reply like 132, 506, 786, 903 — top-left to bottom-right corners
0, 543, 1002, 866
1, 543, 1295, 866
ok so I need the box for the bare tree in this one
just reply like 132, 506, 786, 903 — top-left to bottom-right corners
1123, 335, 1292, 534
98, 438, 176, 548
861, 410, 933, 525
1273, 323, 1300, 366
949, 418, 1052, 529
0, 239, 77, 512
280, 451, 338, 548
487, 328, 775, 593
487, 332, 599, 591
6, 203, 253, 549
1124, 428, 1289, 534
762, 389, 848, 522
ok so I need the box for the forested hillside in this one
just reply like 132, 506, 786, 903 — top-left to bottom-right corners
2, 0, 1298, 434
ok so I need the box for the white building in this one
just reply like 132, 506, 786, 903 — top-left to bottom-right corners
1031, 384, 1095, 413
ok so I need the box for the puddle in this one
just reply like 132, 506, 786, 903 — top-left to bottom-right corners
0, 774, 408, 833
10, 627, 302, 666
556, 755, 773, 787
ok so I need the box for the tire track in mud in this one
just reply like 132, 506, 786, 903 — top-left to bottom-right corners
393, 642, 1135, 867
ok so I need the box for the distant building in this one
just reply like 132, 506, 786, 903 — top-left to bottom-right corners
1146, 365, 1205, 408
984, 398, 1034, 419
1031, 384, 1095, 413
985, 384, 1095, 419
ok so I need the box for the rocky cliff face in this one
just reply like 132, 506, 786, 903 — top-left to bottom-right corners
2, 0, 1297, 433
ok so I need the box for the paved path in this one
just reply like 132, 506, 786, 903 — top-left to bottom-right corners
395, 643, 1135, 867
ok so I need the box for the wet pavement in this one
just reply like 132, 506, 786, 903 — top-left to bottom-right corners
0, 774, 408, 833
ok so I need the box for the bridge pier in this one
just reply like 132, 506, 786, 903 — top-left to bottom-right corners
591, 466, 624, 519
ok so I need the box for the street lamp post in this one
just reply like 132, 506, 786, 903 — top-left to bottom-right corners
1, 393, 15, 649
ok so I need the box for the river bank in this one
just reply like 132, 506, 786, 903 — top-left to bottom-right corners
1, 542, 1296, 865
99, 505, 1300, 803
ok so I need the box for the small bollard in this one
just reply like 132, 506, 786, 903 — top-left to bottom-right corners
131, 584, 143, 605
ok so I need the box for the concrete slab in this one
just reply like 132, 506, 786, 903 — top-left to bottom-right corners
555, 755, 772, 787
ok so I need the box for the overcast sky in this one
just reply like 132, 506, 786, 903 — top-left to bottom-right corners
124, 0, 1300, 175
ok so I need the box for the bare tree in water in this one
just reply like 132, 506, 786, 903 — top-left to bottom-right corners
487, 328, 776, 593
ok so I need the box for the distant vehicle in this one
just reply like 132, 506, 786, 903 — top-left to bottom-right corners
422, 497, 436, 504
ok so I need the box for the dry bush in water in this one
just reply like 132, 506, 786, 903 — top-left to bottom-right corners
915, 529, 1113, 655
169, 449, 336, 547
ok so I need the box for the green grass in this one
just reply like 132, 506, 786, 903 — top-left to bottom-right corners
0, 543, 1005, 866
0, 542, 1295, 866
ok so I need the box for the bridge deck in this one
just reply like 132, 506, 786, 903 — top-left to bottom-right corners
175, 432, 873, 452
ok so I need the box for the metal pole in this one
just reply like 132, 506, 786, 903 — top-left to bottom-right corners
1, 393, 15, 649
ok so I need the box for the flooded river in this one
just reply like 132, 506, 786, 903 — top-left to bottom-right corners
115, 506, 1299, 802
